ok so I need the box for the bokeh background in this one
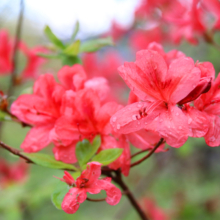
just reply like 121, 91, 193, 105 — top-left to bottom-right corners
0, 0, 220, 219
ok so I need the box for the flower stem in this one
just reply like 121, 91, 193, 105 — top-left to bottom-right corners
130, 138, 164, 168
0, 140, 33, 163
112, 170, 149, 220
8, 0, 24, 97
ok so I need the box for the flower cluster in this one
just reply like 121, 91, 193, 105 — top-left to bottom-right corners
0, 158, 28, 188
57, 162, 121, 214
107, 0, 220, 47
11, 64, 133, 175
111, 42, 218, 148
134, 0, 220, 45
0, 30, 46, 80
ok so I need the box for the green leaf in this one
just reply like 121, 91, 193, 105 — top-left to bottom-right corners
37, 53, 60, 59
44, 25, 65, 49
61, 55, 82, 66
76, 136, 101, 168
92, 148, 123, 166
0, 111, 11, 121
63, 40, 80, 56
21, 153, 78, 170
79, 36, 114, 53
71, 21, 80, 41
51, 182, 69, 210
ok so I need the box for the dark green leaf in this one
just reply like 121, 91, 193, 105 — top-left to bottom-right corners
71, 21, 80, 41
61, 55, 82, 66
76, 136, 101, 168
63, 40, 80, 56
44, 25, 65, 49
92, 148, 123, 166
51, 182, 69, 210
79, 37, 114, 53
21, 153, 78, 170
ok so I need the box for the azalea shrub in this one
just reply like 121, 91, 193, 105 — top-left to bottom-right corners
1, 0, 220, 220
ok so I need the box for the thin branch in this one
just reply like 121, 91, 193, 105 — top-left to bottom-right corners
110, 170, 149, 220
131, 148, 151, 159
4, 108, 32, 127
0, 140, 33, 163
8, 0, 24, 96
86, 197, 106, 202
203, 31, 220, 52
130, 138, 164, 168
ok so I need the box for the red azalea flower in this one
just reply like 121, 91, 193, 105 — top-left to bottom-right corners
19, 42, 48, 79
82, 51, 126, 103
130, 27, 163, 51
110, 48, 211, 147
59, 162, 121, 214
52, 88, 131, 175
0, 30, 12, 74
0, 159, 28, 188
143, 198, 169, 220
194, 71, 220, 146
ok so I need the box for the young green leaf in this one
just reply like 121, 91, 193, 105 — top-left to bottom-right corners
63, 40, 80, 56
71, 21, 80, 41
21, 153, 78, 170
51, 182, 69, 210
44, 25, 65, 49
37, 53, 61, 59
61, 55, 82, 66
76, 136, 101, 168
92, 148, 123, 166
79, 36, 114, 53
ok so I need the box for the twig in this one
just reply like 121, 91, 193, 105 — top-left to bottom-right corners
130, 138, 164, 168
86, 197, 106, 202
8, 0, 24, 96
0, 140, 32, 163
131, 148, 151, 159
4, 108, 32, 127
110, 170, 149, 220
203, 31, 220, 52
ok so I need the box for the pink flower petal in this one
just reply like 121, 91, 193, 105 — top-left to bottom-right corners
110, 101, 163, 134
127, 129, 165, 151
204, 114, 220, 147
183, 105, 209, 137
168, 57, 201, 103
77, 162, 102, 187
84, 77, 110, 102
156, 105, 188, 148
21, 125, 53, 152
58, 64, 87, 91
97, 179, 122, 205
53, 142, 77, 164
62, 188, 87, 214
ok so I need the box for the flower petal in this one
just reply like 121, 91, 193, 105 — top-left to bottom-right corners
204, 114, 220, 147
110, 101, 163, 134
53, 142, 77, 164
97, 179, 122, 205
156, 105, 188, 148
183, 106, 209, 137
127, 129, 165, 151
21, 125, 53, 152
77, 162, 102, 188
58, 64, 87, 91
167, 57, 201, 103
62, 188, 87, 214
